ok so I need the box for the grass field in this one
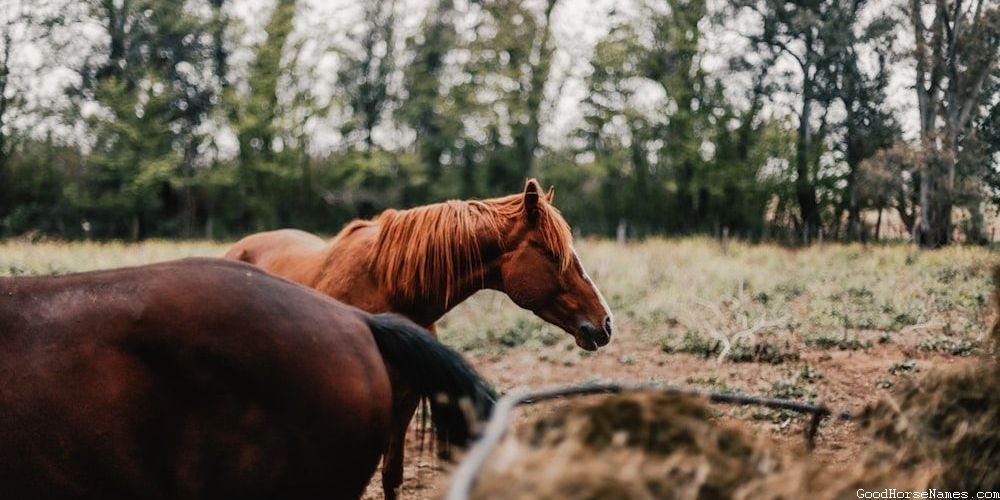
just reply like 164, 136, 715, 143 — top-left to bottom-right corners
2, 237, 996, 498
5, 238, 991, 359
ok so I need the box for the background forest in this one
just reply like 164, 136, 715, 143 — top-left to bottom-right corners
0, 0, 997, 246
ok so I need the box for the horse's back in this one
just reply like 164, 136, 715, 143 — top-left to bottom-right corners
226, 224, 391, 315
224, 229, 329, 285
0, 258, 392, 500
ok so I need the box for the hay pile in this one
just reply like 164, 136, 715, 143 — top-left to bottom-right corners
858, 360, 1000, 491
472, 393, 926, 500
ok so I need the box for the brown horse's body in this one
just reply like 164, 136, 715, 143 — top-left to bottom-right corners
225, 179, 613, 498
0, 258, 492, 500
228, 226, 397, 320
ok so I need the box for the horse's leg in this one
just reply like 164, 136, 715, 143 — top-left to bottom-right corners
382, 389, 418, 500
381, 323, 435, 500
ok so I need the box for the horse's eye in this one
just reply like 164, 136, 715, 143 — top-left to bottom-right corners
529, 240, 561, 263
544, 246, 561, 262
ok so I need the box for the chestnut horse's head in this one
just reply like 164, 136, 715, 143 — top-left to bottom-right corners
498, 179, 613, 351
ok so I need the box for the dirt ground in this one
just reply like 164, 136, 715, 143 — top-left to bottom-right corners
361, 328, 982, 499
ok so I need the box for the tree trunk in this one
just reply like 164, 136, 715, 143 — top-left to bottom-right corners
131, 213, 141, 242
917, 153, 952, 247
0, 29, 12, 169
795, 77, 820, 244
517, 0, 558, 178
875, 207, 883, 241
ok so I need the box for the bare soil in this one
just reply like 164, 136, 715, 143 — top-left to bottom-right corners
362, 331, 981, 499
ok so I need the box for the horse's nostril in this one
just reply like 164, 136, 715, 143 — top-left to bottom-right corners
603, 316, 613, 336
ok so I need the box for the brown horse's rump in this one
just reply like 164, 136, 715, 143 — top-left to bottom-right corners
0, 258, 490, 500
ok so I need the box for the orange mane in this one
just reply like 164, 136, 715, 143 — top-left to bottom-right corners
368, 194, 574, 305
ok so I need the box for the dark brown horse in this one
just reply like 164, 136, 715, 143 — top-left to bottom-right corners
0, 258, 494, 500
225, 179, 613, 498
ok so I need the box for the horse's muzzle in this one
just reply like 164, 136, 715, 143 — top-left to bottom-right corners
578, 319, 611, 350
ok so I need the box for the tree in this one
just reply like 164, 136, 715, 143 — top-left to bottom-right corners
0, 0, 72, 173
577, 11, 668, 233
336, 0, 397, 152
974, 81, 1000, 210
835, 11, 901, 241
645, 0, 710, 232
732, 0, 853, 242
70, 0, 220, 239
397, 0, 460, 196
0, 2, 16, 169
858, 145, 923, 237
457, 0, 560, 193
576, 0, 783, 236
229, 0, 299, 230
907, 0, 999, 246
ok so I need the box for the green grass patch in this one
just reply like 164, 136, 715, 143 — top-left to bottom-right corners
917, 337, 981, 356
660, 331, 799, 364
804, 332, 872, 351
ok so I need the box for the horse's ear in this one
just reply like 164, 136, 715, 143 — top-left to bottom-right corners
524, 179, 542, 216
546, 185, 555, 203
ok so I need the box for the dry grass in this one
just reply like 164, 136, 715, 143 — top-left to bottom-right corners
3, 237, 993, 360
437, 238, 995, 358
0, 240, 226, 276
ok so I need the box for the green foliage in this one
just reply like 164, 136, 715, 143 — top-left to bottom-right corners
0, 0, 995, 242
0, 139, 82, 236
917, 337, 981, 357
397, 0, 460, 197
335, 0, 396, 150
804, 332, 872, 352
65, 0, 222, 239
572, 0, 794, 237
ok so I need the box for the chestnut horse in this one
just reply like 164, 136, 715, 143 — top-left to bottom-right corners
0, 258, 494, 500
225, 178, 612, 498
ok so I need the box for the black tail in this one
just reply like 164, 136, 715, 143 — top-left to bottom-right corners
366, 313, 496, 448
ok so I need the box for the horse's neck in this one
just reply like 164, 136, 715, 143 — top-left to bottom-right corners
379, 206, 511, 326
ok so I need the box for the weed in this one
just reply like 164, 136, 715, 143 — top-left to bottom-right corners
538, 329, 561, 347
684, 376, 742, 394
661, 331, 798, 364
6, 265, 27, 276
494, 322, 531, 348
799, 364, 823, 382
889, 359, 917, 375
805, 333, 872, 351
660, 331, 715, 357
892, 312, 920, 328
917, 337, 981, 356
